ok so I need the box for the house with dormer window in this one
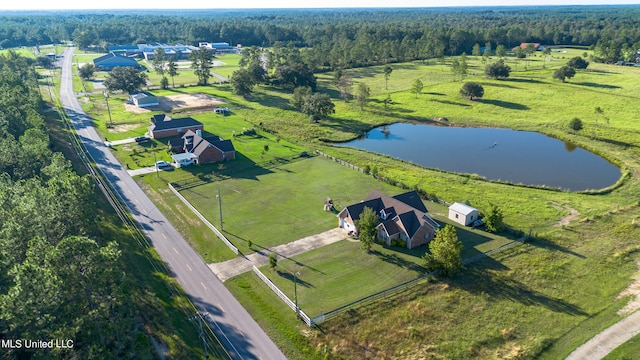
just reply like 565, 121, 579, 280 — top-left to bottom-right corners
338, 190, 440, 249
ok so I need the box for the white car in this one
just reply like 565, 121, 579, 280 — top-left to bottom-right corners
155, 161, 172, 169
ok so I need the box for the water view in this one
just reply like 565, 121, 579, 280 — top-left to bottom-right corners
338, 123, 621, 191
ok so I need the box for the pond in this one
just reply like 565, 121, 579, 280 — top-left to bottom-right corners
337, 123, 620, 191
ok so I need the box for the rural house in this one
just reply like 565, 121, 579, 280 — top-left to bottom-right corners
130, 92, 158, 108
448, 202, 479, 226
148, 114, 204, 139
168, 129, 235, 164
93, 52, 140, 71
338, 190, 440, 249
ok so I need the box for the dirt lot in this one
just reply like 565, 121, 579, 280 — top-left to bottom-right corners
124, 93, 225, 114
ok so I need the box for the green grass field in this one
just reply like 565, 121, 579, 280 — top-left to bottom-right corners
179, 156, 400, 254
91, 48, 640, 359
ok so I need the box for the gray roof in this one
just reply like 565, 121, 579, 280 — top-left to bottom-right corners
343, 190, 430, 240
151, 117, 202, 131
449, 202, 478, 216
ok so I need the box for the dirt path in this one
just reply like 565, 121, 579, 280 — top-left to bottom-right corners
209, 228, 348, 282
552, 203, 581, 227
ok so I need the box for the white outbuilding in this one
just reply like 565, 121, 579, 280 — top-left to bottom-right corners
448, 202, 479, 226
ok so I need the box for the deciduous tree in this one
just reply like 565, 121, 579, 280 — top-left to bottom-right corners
485, 59, 511, 79
569, 117, 583, 132
460, 82, 484, 100
230, 68, 255, 96
553, 65, 576, 82
567, 56, 589, 69
422, 224, 463, 276
355, 206, 378, 252
104, 66, 148, 94
78, 63, 96, 80
411, 78, 424, 98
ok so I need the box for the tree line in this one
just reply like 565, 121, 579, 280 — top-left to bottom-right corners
0, 51, 153, 359
1, 6, 640, 67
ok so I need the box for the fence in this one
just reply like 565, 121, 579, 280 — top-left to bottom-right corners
307, 238, 525, 326
315, 150, 364, 173
252, 266, 313, 326
168, 183, 239, 255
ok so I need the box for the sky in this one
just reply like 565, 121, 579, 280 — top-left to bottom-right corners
1, 0, 639, 10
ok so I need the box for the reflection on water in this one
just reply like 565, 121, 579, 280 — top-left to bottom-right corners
337, 123, 620, 191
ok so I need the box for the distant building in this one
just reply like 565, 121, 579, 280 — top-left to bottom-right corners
199, 42, 241, 54
512, 42, 544, 51
108, 43, 202, 61
93, 52, 140, 71
130, 92, 158, 108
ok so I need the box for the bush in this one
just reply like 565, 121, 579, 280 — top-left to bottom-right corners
268, 252, 278, 268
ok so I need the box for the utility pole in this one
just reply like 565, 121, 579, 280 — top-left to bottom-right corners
293, 271, 301, 317
189, 312, 209, 359
103, 91, 113, 127
216, 187, 223, 230
153, 152, 159, 177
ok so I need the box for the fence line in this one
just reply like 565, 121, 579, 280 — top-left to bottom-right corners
252, 266, 313, 326
315, 150, 364, 173
168, 183, 239, 255
309, 238, 525, 326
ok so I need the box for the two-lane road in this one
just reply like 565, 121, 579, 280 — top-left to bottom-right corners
59, 47, 286, 360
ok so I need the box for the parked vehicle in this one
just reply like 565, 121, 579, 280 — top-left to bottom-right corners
155, 160, 172, 169
135, 136, 150, 143
472, 219, 485, 228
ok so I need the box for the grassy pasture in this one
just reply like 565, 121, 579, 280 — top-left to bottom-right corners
258, 219, 515, 317
229, 205, 640, 360
179, 156, 400, 254
102, 49, 640, 359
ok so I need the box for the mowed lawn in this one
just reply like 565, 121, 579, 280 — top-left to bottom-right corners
259, 220, 515, 317
179, 156, 400, 254
261, 240, 428, 316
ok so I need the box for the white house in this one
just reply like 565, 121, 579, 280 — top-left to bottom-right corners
448, 202, 479, 226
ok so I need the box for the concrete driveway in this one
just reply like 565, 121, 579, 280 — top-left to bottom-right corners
210, 228, 348, 282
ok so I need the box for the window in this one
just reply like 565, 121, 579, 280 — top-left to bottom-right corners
455, 214, 459, 219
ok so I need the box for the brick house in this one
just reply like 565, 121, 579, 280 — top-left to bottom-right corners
338, 190, 440, 249
148, 114, 204, 139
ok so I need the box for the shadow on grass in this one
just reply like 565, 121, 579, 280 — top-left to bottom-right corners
482, 99, 530, 110
573, 82, 622, 90
370, 249, 427, 273
451, 266, 588, 316
481, 82, 521, 89
276, 269, 316, 288
525, 235, 586, 259
250, 89, 296, 111
425, 92, 446, 96
431, 99, 472, 107
503, 78, 545, 84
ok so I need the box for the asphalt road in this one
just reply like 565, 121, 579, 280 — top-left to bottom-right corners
59, 47, 286, 360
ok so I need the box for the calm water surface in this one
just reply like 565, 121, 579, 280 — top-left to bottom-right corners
338, 123, 620, 191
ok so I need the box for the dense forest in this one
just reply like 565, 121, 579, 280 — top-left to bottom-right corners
0, 52, 151, 358
1, 6, 640, 68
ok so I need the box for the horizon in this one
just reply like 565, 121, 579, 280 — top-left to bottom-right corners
1, 0, 640, 11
